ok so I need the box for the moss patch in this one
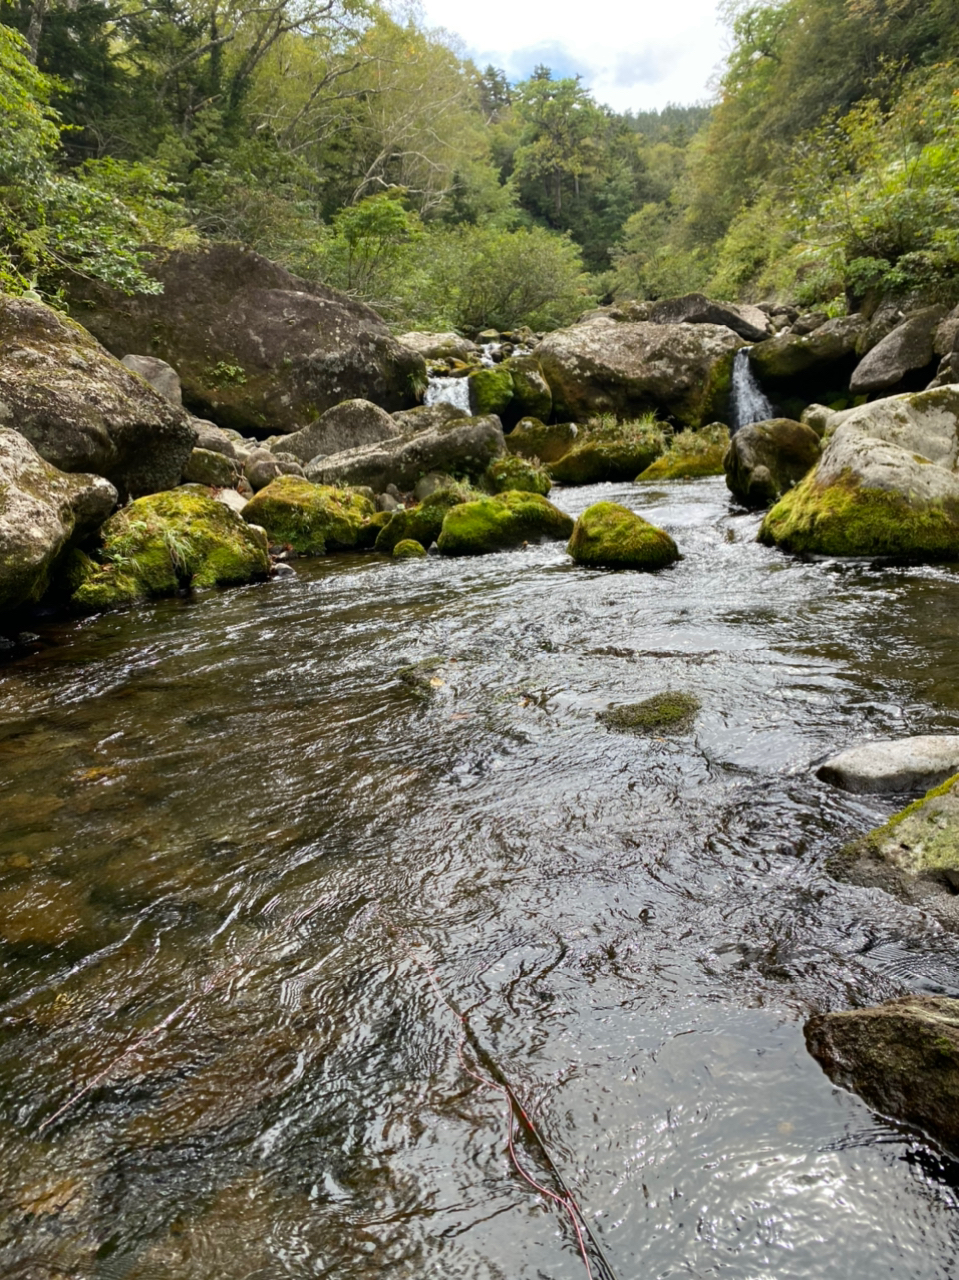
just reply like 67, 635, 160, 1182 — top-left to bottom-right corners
483, 455, 551, 496
838, 772, 959, 881
567, 501, 679, 570
374, 483, 481, 554
637, 424, 729, 481
243, 476, 374, 554
393, 538, 427, 559
549, 418, 666, 485
468, 365, 514, 416
759, 470, 959, 558
437, 490, 574, 556
600, 691, 700, 733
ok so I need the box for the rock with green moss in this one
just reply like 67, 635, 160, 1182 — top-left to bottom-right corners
374, 483, 479, 554
484, 455, 551, 496
242, 476, 374, 553
393, 538, 427, 559
549, 419, 666, 484
600, 691, 700, 733
468, 365, 514, 417
759, 386, 959, 558
567, 501, 679, 569
0, 427, 118, 612
182, 447, 240, 488
638, 424, 730, 481
805, 995, 959, 1154
436, 491, 574, 556
71, 487, 269, 611
505, 417, 578, 465
724, 418, 821, 507
502, 356, 552, 422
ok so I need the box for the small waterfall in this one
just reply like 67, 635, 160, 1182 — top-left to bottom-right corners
730, 348, 775, 433
424, 375, 471, 413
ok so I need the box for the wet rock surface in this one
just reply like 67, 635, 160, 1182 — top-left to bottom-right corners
817, 736, 959, 793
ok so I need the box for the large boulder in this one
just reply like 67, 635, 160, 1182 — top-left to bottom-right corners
724, 418, 822, 507
549, 420, 666, 485
566, 502, 680, 570
70, 487, 270, 611
648, 292, 770, 342
269, 399, 399, 464
505, 417, 577, 465
468, 365, 513, 416
66, 244, 427, 436
0, 295, 196, 499
535, 320, 745, 426
805, 996, 959, 1152
242, 477, 374, 554
759, 386, 959, 558
748, 315, 866, 384
0, 427, 117, 612
306, 414, 506, 492
637, 424, 730, 481
849, 305, 947, 394
828, 772, 959, 931
817, 736, 959, 794
436, 491, 573, 556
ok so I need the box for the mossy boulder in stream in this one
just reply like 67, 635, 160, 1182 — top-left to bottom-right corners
242, 476, 374, 553
502, 355, 552, 422
637, 424, 730, 480
468, 365, 514, 416
436, 491, 573, 556
374, 483, 480, 554
600, 691, 700, 733
549, 418, 666, 484
483, 454, 551, 496
505, 417, 577, 465
567, 501, 679, 570
71, 487, 270, 611
393, 538, 427, 559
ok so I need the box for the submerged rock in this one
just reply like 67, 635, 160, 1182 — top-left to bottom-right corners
567, 502, 679, 570
269, 399, 399, 463
759, 386, 959, 558
484, 454, 551, 496
0, 295, 196, 498
637, 424, 730, 481
242, 476, 374, 554
600, 691, 700, 733
0, 427, 117, 612
817, 736, 959, 794
436, 491, 573, 556
724, 418, 822, 507
71, 488, 269, 610
549, 420, 666, 485
805, 996, 959, 1153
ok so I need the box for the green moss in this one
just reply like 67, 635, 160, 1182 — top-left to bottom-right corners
838, 773, 959, 880
759, 470, 959, 558
437, 490, 574, 556
356, 509, 393, 549
483, 455, 551, 496
549, 418, 666, 484
71, 488, 270, 612
600, 691, 700, 733
375, 484, 480, 554
393, 538, 427, 559
637, 424, 730, 481
242, 476, 375, 554
567, 501, 680, 570
505, 418, 577, 465
502, 356, 551, 420
468, 366, 514, 416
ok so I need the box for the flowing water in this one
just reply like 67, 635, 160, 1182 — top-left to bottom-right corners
730, 350, 776, 433
3, 477, 959, 1279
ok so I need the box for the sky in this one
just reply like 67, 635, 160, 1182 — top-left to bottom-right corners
416, 0, 728, 113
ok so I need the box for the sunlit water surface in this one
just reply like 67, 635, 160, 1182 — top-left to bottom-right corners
2, 477, 959, 1279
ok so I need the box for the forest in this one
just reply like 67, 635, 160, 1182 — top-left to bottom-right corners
1, 0, 957, 330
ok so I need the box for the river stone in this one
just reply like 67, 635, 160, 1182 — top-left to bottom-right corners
193, 420, 240, 460
393, 538, 427, 559
392, 402, 469, 433
638, 423, 730, 481
505, 417, 577, 465
805, 996, 959, 1153
724, 418, 821, 507
396, 331, 479, 361
748, 315, 866, 382
436, 491, 574, 556
849, 306, 947, 394
648, 292, 771, 342
535, 320, 745, 426
484, 455, 551, 496
244, 448, 304, 492
306, 415, 506, 492
759, 385, 959, 557
817, 736, 959, 793
120, 354, 182, 405
66, 244, 427, 435
0, 295, 197, 499
243, 476, 374, 554
270, 399, 399, 463
0, 427, 117, 612
182, 447, 239, 488
215, 488, 248, 515
374, 484, 477, 554
502, 355, 552, 423
567, 501, 679, 570
549, 422, 666, 485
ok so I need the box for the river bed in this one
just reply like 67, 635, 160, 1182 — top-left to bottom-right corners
2, 476, 959, 1278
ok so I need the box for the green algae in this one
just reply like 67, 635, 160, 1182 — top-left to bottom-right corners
600, 691, 700, 733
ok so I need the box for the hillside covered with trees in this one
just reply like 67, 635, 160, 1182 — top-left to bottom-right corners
1, 0, 957, 329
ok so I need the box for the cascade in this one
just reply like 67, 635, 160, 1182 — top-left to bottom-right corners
423, 374, 471, 413
730, 348, 775, 433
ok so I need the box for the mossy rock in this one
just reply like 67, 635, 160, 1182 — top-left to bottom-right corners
374, 483, 480, 554
468, 365, 514, 416
242, 475, 375, 554
567, 501, 679, 570
393, 539, 427, 559
71, 487, 270, 611
600, 691, 700, 733
357, 509, 393, 549
505, 417, 578, 465
759, 472, 959, 559
437, 490, 574, 556
637, 424, 730, 481
502, 356, 551, 422
483, 455, 551, 497
549, 421, 666, 485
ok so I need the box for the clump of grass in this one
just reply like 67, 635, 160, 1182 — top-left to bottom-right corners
599, 690, 700, 733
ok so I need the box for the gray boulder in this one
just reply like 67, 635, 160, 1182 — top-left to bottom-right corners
806, 996, 959, 1152
0, 295, 196, 499
850, 305, 947, 393
535, 320, 745, 426
272, 399, 399, 463
244, 448, 305, 492
66, 244, 427, 435
392, 402, 469, 433
749, 315, 866, 382
396, 331, 479, 361
120, 354, 182, 405
648, 292, 771, 342
193, 419, 240, 460
724, 418, 821, 507
182, 447, 240, 488
0, 427, 117, 612
307, 415, 506, 492
817, 735, 959, 793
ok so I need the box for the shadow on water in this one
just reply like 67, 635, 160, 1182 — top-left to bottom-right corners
2, 476, 959, 1278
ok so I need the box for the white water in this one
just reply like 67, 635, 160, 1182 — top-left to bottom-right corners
424, 375, 471, 412
730, 347, 775, 432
